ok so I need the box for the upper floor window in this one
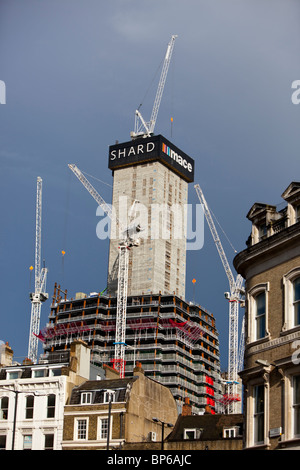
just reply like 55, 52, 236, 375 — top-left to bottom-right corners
258, 224, 267, 241
255, 292, 266, 340
75, 418, 88, 440
33, 368, 46, 378
25, 396, 34, 419
283, 268, 300, 331
296, 205, 300, 223
103, 391, 116, 403
294, 277, 300, 326
0, 397, 8, 420
81, 392, 92, 405
223, 426, 239, 438
248, 283, 269, 343
183, 428, 202, 440
98, 418, 109, 440
47, 394, 56, 418
6, 370, 21, 380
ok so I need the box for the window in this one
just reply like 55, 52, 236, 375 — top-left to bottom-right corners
103, 391, 115, 403
254, 384, 264, 444
0, 397, 8, 420
258, 224, 267, 241
283, 268, 300, 331
98, 418, 109, 440
25, 396, 34, 419
44, 434, 54, 450
293, 277, 300, 326
223, 427, 238, 438
76, 419, 88, 440
296, 205, 300, 223
255, 292, 266, 340
248, 284, 269, 342
49, 367, 61, 377
0, 435, 6, 450
47, 394, 56, 418
183, 428, 202, 440
33, 368, 45, 378
23, 435, 32, 450
81, 392, 92, 405
7, 371, 20, 380
293, 375, 300, 437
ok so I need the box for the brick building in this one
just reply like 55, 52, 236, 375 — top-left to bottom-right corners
62, 362, 178, 449
234, 182, 300, 450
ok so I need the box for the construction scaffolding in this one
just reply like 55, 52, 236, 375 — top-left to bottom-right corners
42, 287, 222, 414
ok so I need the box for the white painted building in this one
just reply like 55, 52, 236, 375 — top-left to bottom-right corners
0, 340, 93, 450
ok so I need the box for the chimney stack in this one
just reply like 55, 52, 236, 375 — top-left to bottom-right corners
182, 397, 192, 416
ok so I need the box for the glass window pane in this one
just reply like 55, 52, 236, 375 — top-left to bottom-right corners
77, 419, 87, 439
44, 434, 54, 450
294, 376, 300, 436
294, 278, 300, 302
256, 292, 265, 315
25, 396, 34, 419
294, 278, 300, 326
23, 435, 32, 450
0, 397, 8, 420
254, 384, 264, 444
47, 395, 56, 418
255, 292, 266, 339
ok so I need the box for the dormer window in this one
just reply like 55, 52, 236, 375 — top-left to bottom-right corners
183, 428, 202, 440
103, 391, 116, 403
81, 392, 92, 404
296, 205, 300, 223
223, 426, 239, 438
258, 224, 267, 241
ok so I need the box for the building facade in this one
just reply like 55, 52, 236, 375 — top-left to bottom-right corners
107, 135, 194, 298
42, 287, 222, 415
62, 363, 178, 449
234, 182, 300, 450
0, 340, 91, 450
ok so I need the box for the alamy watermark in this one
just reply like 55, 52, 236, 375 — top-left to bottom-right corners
291, 80, 300, 105
292, 340, 300, 365
95, 196, 204, 251
0, 80, 6, 104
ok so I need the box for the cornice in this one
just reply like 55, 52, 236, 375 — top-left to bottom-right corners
233, 222, 300, 278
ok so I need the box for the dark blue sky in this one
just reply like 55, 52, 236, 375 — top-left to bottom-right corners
0, 0, 299, 370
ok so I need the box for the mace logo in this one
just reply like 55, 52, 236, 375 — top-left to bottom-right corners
0, 80, 6, 104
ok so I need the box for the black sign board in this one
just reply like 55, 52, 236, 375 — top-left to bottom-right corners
108, 135, 194, 183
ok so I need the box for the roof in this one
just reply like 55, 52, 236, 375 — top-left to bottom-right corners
69, 377, 138, 405
166, 414, 243, 441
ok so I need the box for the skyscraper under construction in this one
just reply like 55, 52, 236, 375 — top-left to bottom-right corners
42, 134, 222, 414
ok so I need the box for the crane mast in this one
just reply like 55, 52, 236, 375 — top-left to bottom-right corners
68, 164, 141, 378
194, 183, 244, 413
28, 177, 48, 363
131, 34, 177, 139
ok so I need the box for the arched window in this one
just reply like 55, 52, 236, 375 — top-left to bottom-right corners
293, 277, 300, 326
283, 268, 300, 331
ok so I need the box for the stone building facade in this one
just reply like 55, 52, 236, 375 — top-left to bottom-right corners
62, 363, 178, 449
0, 340, 91, 450
234, 182, 300, 450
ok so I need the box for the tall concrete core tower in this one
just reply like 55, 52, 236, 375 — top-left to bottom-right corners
107, 134, 194, 298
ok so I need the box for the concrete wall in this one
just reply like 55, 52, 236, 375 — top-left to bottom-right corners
125, 367, 178, 443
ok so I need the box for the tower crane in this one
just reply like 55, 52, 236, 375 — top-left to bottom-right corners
130, 34, 177, 139
194, 183, 244, 413
28, 177, 48, 363
68, 164, 142, 378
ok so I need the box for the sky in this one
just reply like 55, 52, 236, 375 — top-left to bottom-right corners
0, 0, 299, 371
